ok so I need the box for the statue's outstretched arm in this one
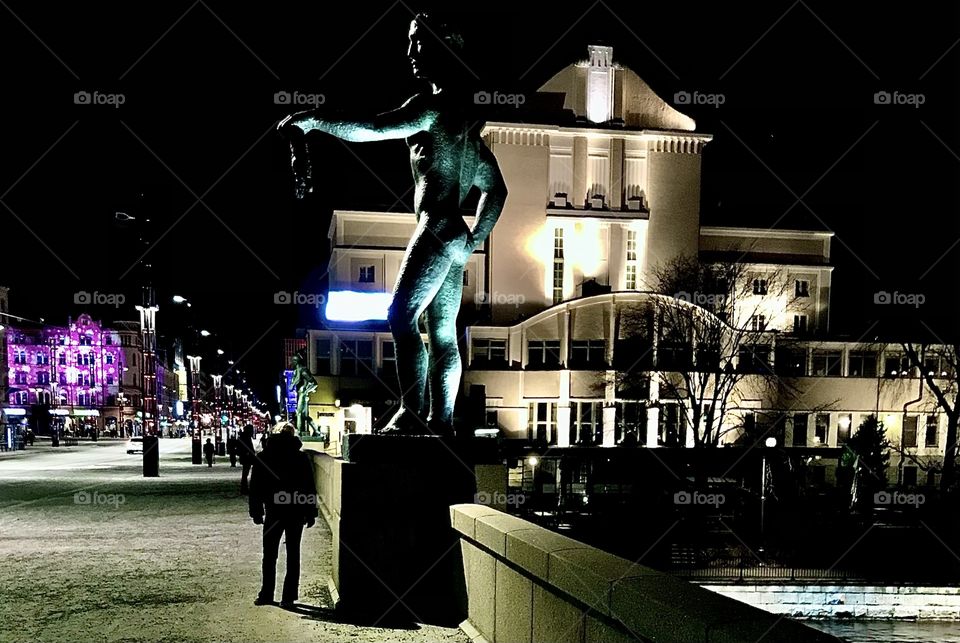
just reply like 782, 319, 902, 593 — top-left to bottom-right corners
279, 94, 433, 143
468, 141, 508, 248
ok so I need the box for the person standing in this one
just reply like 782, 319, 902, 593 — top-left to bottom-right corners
249, 423, 317, 607
238, 425, 256, 494
227, 433, 239, 468
203, 438, 215, 467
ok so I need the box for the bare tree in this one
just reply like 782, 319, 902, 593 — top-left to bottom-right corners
613, 255, 801, 449
899, 342, 960, 492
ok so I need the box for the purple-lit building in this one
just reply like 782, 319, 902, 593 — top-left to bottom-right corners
5, 314, 124, 435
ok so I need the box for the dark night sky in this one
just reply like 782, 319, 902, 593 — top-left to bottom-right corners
1, 1, 959, 410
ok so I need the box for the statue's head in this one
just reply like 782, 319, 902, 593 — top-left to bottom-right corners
408, 12, 465, 84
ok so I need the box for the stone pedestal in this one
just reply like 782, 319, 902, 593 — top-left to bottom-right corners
312, 435, 500, 626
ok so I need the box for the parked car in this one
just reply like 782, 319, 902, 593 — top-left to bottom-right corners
126, 436, 143, 454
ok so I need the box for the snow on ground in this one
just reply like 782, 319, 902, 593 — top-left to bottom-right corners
0, 439, 468, 643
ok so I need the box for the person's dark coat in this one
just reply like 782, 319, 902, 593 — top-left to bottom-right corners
248, 432, 317, 523
237, 431, 256, 465
203, 441, 215, 457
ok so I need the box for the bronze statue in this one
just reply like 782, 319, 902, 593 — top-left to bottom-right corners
279, 13, 507, 437
291, 350, 317, 436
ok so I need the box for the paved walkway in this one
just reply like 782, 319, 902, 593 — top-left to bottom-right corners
0, 438, 467, 643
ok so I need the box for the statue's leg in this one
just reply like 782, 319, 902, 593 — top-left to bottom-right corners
385, 225, 456, 432
424, 258, 466, 434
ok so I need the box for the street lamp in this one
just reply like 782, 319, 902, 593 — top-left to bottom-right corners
172, 295, 188, 304
187, 354, 202, 464
760, 437, 777, 559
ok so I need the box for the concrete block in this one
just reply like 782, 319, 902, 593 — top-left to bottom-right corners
462, 540, 496, 640
505, 527, 586, 580
548, 548, 651, 616
532, 583, 584, 643
584, 615, 638, 643
451, 504, 502, 540
495, 561, 533, 643
475, 514, 534, 557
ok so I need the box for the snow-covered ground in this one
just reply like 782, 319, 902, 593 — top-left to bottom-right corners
0, 439, 467, 643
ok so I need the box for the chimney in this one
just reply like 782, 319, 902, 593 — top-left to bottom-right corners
586, 45, 614, 124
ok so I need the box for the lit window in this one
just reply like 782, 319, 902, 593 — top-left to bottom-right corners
750, 315, 766, 331
553, 228, 564, 304
753, 279, 768, 295
625, 265, 637, 290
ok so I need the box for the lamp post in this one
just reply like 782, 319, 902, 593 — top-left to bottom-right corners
225, 383, 235, 429
212, 374, 224, 455
759, 436, 777, 559
187, 354, 202, 464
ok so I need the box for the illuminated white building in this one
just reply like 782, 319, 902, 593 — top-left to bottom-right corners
306, 45, 946, 486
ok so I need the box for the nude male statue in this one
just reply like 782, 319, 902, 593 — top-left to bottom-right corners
278, 13, 508, 436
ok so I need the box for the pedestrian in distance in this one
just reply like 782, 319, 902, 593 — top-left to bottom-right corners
203, 438, 215, 467
238, 424, 256, 494
249, 423, 317, 608
227, 433, 239, 468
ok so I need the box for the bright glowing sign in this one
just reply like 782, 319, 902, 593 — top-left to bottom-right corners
325, 291, 391, 322
283, 370, 297, 415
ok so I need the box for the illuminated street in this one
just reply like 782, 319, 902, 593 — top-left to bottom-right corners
0, 439, 466, 643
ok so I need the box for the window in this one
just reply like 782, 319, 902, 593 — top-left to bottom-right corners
107, 374, 114, 386
814, 413, 830, 445
738, 346, 771, 374
775, 347, 807, 376
36, 353, 49, 365
658, 404, 681, 447
753, 278, 768, 295
902, 416, 918, 448
14, 391, 27, 405
315, 339, 332, 375
795, 279, 810, 297
573, 401, 603, 444
811, 351, 842, 376
14, 350, 25, 365
837, 414, 852, 445
462, 270, 469, 287
750, 315, 766, 331
106, 354, 114, 365
528, 402, 557, 444
902, 466, 918, 487
472, 338, 507, 366
569, 340, 605, 368
78, 391, 90, 406
792, 413, 809, 446
14, 372, 26, 385
616, 402, 646, 444
358, 265, 375, 283
79, 335, 93, 346
625, 264, 637, 290
625, 230, 638, 290
553, 228, 564, 304
793, 315, 808, 334
884, 355, 913, 378
37, 371, 50, 385
381, 341, 397, 373
59, 373, 67, 385
849, 352, 878, 378
105, 335, 113, 345
339, 339, 374, 376
58, 352, 66, 365
527, 340, 561, 368
925, 415, 939, 448
485, 408, 498, 427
